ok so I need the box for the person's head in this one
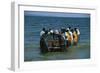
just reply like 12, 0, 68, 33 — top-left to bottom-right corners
71, 29, 73, 33
74, 28, 78, 34
42, 28, 45, 31
49, 28, 51, 31
66, 28, 69, 31
74, 28, 77, 31
66, 29, 69, 32
68, 27, 71, 30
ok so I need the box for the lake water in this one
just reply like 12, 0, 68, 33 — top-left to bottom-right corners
24, 15, 90, 61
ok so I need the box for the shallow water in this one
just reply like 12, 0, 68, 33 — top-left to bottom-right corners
24, 43, 90, 61
24, 15, 90, 61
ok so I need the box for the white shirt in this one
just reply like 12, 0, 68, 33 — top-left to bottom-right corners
55, 30, 59, 34
76, 29, 80, 35
50, 30, 53, 34
62, 33, 65, 40
64, 32, 68, 40
69, 31, 73, 41
66, 28, 69, 31
40, 31, 45, 36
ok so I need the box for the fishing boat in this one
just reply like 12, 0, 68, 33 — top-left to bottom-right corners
40, 33, 65, 54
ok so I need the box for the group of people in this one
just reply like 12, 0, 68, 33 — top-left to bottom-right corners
40, 27, 80, 48
61, 27, 80, 48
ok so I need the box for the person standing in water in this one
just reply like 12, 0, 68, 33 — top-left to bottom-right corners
70, 29, 74, 45
66, 27, 73, 46
40, 28, 46, 37
73, 28, 80, 45
65, 29, 70, 48
76, 28, 80, 42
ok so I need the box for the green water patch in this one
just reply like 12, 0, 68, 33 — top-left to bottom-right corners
40, 43, 90, 60
24, 43, 90, 61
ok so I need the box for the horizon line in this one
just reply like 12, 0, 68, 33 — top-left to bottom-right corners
24, 11, 90, 18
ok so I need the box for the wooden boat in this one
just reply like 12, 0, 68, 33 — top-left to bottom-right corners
40, 34, 65, 54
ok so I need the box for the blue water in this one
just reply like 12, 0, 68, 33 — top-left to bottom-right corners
24, 15, 90, 61
24, 16, 90, 44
